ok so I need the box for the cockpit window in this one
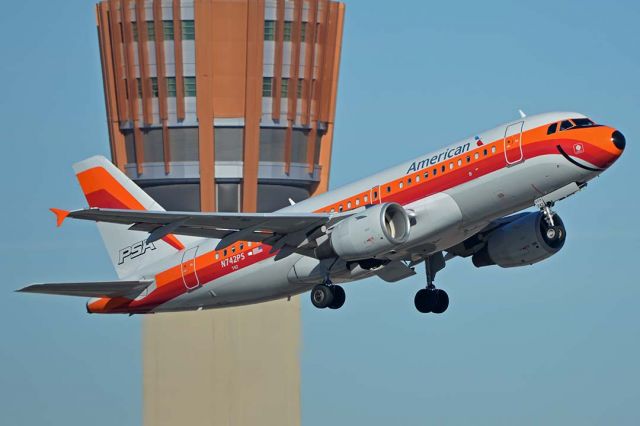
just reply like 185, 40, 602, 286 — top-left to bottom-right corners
571, 118, 597, 128
547, 123, 558, 135
559, 120, 574, 131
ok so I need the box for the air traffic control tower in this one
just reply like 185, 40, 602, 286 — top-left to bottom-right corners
95, 0, 344, 424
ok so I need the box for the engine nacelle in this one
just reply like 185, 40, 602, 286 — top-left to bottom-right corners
316, 203, 411, 261
472, 212, 566, 268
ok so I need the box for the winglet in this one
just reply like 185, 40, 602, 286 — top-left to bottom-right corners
50, 208, 70, 227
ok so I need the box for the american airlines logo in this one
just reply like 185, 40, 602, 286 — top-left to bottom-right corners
118, 240, 157, 265
406, 142, 471, 174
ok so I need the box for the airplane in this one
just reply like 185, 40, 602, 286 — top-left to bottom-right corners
18, 111, 625, 315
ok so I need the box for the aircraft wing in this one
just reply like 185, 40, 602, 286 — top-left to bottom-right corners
18, 280, 153, 298
59, 207, 352, 252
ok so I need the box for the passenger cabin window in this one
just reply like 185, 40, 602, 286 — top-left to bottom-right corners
547, 123, 558, 134
559, 120, 574, 131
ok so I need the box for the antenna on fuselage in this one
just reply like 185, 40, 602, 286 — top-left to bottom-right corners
518, 109, 527, 118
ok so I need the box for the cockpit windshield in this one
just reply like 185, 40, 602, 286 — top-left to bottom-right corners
571, 118, 597, 128
550, 117, 598, 134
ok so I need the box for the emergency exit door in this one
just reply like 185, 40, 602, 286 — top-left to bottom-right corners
181, 246, 200, 290
504, 121, 524, 165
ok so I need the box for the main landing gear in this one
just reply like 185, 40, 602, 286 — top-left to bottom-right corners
414, 252, 449, 314
310, 279, 346, 310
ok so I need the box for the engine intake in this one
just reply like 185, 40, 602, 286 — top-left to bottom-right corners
472, 211, 566, 268
316, 203, 411, 261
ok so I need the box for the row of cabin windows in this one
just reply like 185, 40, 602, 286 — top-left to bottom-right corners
213, 241, 254, 261
329, 194, 370, 213
126, 20, 195, 42
125, 76, 196, 98
389, 146, 497, 193
263, 77, 308, 98
264, 21, 320, 42
326, 145, 498, 213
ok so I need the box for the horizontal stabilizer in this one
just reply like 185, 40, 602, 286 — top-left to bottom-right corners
17, 280, 153, 298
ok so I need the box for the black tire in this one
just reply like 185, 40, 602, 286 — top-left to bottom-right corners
431, 289, 449, 314
311, 284, 334, 309
329, 285, 346, 309
414, 289, 435, 313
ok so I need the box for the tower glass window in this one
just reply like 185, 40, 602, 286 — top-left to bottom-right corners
284, 21, 292, 41
166, 77, 176, 97
151, 77, 158, 97
281, 78, 289, 97
132, 22, 139, 41
264, 20, 275, 41
182, 20, 195, 40
262, 77, 273, 97
163, 20, 174, 40
184, 77, 196, 97
146, 21, 155, 40
297, 79, 303, 99
300, 22, 307, 42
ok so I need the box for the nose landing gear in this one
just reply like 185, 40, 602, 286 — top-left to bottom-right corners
534, 197, 566, 246
414, 252, 449, 314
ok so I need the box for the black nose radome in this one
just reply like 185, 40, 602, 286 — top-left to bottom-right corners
612, 131, 626, 150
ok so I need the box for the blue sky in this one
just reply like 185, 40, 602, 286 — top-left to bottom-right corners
1, 0, 639, 425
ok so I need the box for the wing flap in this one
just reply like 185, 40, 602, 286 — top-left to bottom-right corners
17, 280, 153, 298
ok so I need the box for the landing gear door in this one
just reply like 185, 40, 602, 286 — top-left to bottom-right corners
181, 246, 200, 290
504, 121, 524, 165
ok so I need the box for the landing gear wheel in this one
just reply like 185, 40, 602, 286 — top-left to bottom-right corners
431, 289, 449, 314
546, 226, 564, 242
311, 284, 334, 309
414, 289, 436, 313
329, 285, 345, 310
546, 227, 557, 240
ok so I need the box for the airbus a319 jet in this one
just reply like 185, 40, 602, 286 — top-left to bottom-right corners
19, 112, 625, 315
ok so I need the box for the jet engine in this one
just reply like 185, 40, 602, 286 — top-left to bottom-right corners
472, 211, 566, 268
316, 203, 411, 261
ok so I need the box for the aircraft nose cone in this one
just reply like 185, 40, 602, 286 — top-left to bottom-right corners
612, 130, 626, 151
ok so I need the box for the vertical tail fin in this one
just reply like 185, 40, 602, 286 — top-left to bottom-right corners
73, 156, 186, 279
